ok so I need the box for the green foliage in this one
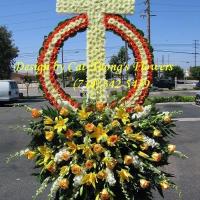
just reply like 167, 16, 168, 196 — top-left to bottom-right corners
0, 26, 19, 79
163, 66, 184, 79
190, 66, 200, 80
149, 96, 195, 104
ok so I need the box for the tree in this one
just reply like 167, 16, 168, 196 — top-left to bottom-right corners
190, 66, 200, 80
109, 46, 127, 83
163, 65, 184, 79
0, 26, 18, 79
23, 75, 32, 97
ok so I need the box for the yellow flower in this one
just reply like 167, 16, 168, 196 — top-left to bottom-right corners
58, 178, 69, 190
44, 116, 54, 125
107, 135, 119, 146
78, 144, 94, 158
103, 157, 117, 170
140, 143, 149, 151
128, 133, 144, 142
82, 173, 97, 188
91, 123, 108, 143
138, 151, 149, 159
153, 129, 162, 137
60, 166, 69, 176
114, 107, 130, 124
38, 146, 52, 165
118, 169, 133, 183
78, 108, 92, 120
25, 150, 36, 160
66, 142, 78, 155
111, 120, 120, 127
160, 180, 170, 190
45, 131, 54, 142
54, 116, 68, 134
59, 107, 69, 117
163, 114, 171, 123
168, 144, 176, 154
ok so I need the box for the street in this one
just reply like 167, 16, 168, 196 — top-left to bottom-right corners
0, 102, 200, 200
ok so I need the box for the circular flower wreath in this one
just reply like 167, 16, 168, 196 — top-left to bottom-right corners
10, 102, 185, 200
37, 14, 153, 111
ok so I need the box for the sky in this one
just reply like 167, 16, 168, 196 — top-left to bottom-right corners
0, 0, 200, 74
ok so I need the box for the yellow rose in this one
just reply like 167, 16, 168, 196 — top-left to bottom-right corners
134, 104, 144, 113
85, 160, 94, 169
60, 107, 69, 117
97, 170, 107, 180
140, 179, 150, 189
93, 144, 104, 154
163, 115, 171, 123
168, 144, 176, 154
25, 150, 36, 160
152, 152, 162, 162
124, 155, 133, 166
96, 102, 106, 112
111, 120, 120, 127
140, 143, 149, 151
85, 123, 95, 133
160, 180, 170, 190
45, 131, 54, 142
153, 129, 162, 137
100, 189, 110, 200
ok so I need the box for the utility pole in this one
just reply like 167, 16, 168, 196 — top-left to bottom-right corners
61, 46, 65, 88
141, 0, 156, 44
194, 40, 199, 67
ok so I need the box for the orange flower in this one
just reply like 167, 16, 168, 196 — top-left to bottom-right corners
65, 129, 74, 140
61, 151, 71, 161
96, 102, 105, 112
85, 123, 95, 133
71, 164, 82, 175
60, 107, 69, 117
93, 144, 104, 154
152, 152, 162, 162
100, 189, 110, 200
97, 170, 107, 180
124, 126, 133, 134
31, 108, 41, 118
134, 104, 144, 113
140, 179, 150, 189
124, 155, 133, 165
85, 160, 94, 169
25, 150, 36, 160
107, 135, 119, 146
46, 163, 56, 173
59, 178, 69, 190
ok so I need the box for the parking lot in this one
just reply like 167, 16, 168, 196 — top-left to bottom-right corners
0, 102, 200, 200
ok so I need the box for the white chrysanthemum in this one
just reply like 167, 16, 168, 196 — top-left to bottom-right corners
132, 105, 152, 119
106, 168, 116, 186
143, 136, 159, 148
73, 175, 83, 187
54, 148, 69, 163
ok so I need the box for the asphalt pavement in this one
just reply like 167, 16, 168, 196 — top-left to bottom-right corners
0, 102, 200, 200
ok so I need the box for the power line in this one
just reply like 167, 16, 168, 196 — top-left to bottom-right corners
194, 40, 199, 67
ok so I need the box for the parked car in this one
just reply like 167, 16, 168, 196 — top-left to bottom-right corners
0, 80, 19, 104
195, 92, 200, 105
153, 79, 175, 90
195, 81, 200, 88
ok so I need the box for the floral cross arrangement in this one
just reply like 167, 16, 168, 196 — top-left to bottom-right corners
7, 0, 186, 200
